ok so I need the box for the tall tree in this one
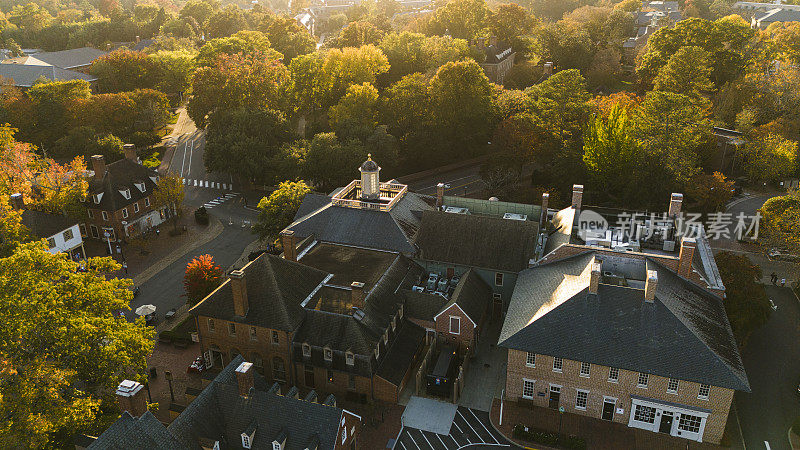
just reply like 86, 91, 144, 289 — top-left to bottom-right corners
184, 254, 223, 304
152, 172, 185, 232
195, 30, 276, 67
760, 193, 800, 251
254, 180, 311, 241
328, 82, 380, 140
715, 251, 771, 347
653, 46, 714, 100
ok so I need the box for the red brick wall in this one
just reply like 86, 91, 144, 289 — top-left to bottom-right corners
334, 410, 362, 450
374, 375, 398, 403
295, 363, 372, 399
435, 304, 475, 352
84, 194, 158, 238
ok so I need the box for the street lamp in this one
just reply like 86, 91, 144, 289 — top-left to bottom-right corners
164, 370, 175, 402
558, 406, 565, 440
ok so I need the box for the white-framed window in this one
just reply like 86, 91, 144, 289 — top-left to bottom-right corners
88, 209, 94, 219
449, 316, 460, 335
678, 413, 703, 433
637, 372, 649, 388
144, 197, 151, 207
272, 442, 280, 450
302, 343, 311, 357
133, 203, 139, 213
346, 351, 354, 366
553, 357, 563, 372
63, 229, 73, 241
495, 272, 504, 286
47, 237, 55, 248
250, 326, 257, 341
608, 367, 619, 382
324, 347, 332, 361
522, 378, 535, 399
208, 319, 215, 332
101, 211, 109, 221
493, 292, 502, 302
526, 352, 536, 367
633, 404, 656, 423
93, 194, 101, 204
135, 182, 146, 192
575, 390, 588, 410
241, 434, 250, 449
228, 322, 236, 337
271, 330, 279, 344
698, 384, 710, 400
120, 189, 131, 200
122, 208, 128, 219
580, 362, 590, 377
667, 378, 679, 394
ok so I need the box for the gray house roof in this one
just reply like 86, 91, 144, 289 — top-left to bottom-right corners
88, 411, 183, 449
20, 47, 107, 69
414, 210, 539, 272
498, 252, 749, 392
21, 209, 76, 239
286, 191, 436, 254
436, 269, 491, 325
87, 158, 159, 212
0, 63, 96, 87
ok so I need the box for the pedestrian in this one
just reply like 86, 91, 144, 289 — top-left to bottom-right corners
771, 272, 777, 284
122, 261, 128, 274
781, 278, 786, 287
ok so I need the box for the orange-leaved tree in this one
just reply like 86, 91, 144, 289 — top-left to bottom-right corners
184, 254, 223, 304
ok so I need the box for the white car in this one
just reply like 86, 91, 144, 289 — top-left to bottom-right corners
769, 299, 777, 311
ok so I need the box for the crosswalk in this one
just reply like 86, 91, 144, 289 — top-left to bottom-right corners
203, 193, 240, 209
182, 178, 235, 191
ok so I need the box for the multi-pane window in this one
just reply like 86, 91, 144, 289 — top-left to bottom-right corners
302, 343, 311, 357
101, 211, 109, 221
608, 367, 619, 382
271, 330, 279, 344
47, 238, 56, 248
144, 198, 150, 207
449, 316, 460, 334
346, 352, 354, 366
575, 390, 588, 410
495, 273, 504, 286
526, 352, 536, 367
208, 319, 215, 332
580, 362, 591, 377
133, 203, 140, 213
698, 384, 710, 400
678, 414, 703, 433
122, 208, 128, 219
228, 323, 236, 336
249, 326, 257, 341
63, 229, 74, 240
553, 357, 563, 372
272, 357, 286, 381
522, 379, 535, 399
633, 405, 656, 423
324, 348, 333, 361
637, 372, 649, 388
667, 378, 679, 394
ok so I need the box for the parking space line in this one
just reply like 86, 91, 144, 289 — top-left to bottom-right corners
453, 420, 463, 434
457, 411, 483, 443
407, 430, 421, 450
436, 433, 448, 448
469, 408, 499, 443
398, 440, 406, 450
420, 430, 435, 449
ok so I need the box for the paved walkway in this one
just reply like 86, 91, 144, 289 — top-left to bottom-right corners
458, 318, 508, 412
145, 341, 205, 423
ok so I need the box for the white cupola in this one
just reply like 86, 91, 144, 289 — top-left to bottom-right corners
359, 154, 380, 200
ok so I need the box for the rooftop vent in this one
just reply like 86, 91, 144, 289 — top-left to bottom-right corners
443, 206, 469, 214
503, 212, 527, 221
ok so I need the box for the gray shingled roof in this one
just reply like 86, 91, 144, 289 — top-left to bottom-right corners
498, 252, 749, 392
286, 191, 436, 254
26, 47, 108, 69
375, 320, 426, 385
403, 291, 447, 322
88, 158, 159, 211
21, 209, 76, 239
0, 63, 96, 87
87, 411, 183, 449
436, 269, 491, 324
414, 210, 539, 272
190, 254, 329, 331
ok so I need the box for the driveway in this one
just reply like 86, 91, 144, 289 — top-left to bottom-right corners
395, 404, 511, 450
736, 286, 800, 450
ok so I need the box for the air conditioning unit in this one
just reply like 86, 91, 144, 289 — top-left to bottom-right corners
443, 206, 469, 214
503, 213, 528, 221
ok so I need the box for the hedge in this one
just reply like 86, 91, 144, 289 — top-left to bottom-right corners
513, 424, 586, 450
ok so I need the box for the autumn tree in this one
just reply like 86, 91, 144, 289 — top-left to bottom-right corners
760, 193, 800, 251
329, 82, 380, 140
254, 180, 311, 241
0, 195, 29, 257
328, 20, 386, 49
152, 172, 185, 232
195, 30, 277, 67
258, 13, 316, 62
740, 132, 798, 184
0, 242, 154, 447
184, 254, 223, 304
423, 0, 491, 40
653, 46, 715, 101
715, 251, 771, 347
90, 48, 158, 93
685, 171, 734, 213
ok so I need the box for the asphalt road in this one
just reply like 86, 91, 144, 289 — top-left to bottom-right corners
735, 286, 800, 450
407, 165, 487, 198
395, 406, 511, 450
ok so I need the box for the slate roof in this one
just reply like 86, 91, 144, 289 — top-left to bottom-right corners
87, 411, 181, 449
190, 253, 329, 331
498, 252, 749, 391
756, 7, 800, 23
414, 210, 539, 272
543, 206, 576, 256
286, 191, 436, 254
0, 63, 96, 87
16, 47, 107, 69
436, 269, 491, 324
168, 356, 346, 450
403, 291, 447, 323
88, 158, 159, 211
20, 210, 76, 239
375, 320, 426, 385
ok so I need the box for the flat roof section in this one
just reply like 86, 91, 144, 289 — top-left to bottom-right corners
299, 242, 398, 291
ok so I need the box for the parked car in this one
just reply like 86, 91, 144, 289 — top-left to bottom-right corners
426, 273, 439, 291
768, 248, 800, 262
769, 299, 777, 311
437, 278, 449, 293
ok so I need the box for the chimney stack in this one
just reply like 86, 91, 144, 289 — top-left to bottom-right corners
116, 380, 147, 418
351, 281, 365, 308
540, 192, 549, 227
9, 193, 24, 210
668, 193, 683, 217
235, 361, 255, 398
589, 259, 602, 294
488, 35, 498, 47
135, 35, 140, 43
677, 237, 696, 278
91, 155, 106, 181
644, 270, 658, 302
123, 144, 137, 162
230, 269, 248, 317
281, 230, 297, 262
436, 183, 445, 208
571, 184, 584, 209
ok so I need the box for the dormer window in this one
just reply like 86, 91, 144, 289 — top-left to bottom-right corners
119, 189, 131, 200
272, 442, 281, 450
93, 193, 103, 204
149, 175, 159, 184
383, 331, 388, 344
242, 434, 251, 449
135, 182, 146, 193
302, 343, 311, 358
324, 347, 332, 361
346, 351, 354, 366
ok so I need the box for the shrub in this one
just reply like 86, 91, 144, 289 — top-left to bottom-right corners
194, 206, 209, 225
513, 424, 586, 450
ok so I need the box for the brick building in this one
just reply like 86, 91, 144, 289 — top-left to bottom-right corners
82, 146, 167, 242
475, 36, 516, 84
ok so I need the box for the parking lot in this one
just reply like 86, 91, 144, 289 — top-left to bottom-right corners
394, 406, 511, 450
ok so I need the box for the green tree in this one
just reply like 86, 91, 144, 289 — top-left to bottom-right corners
26, 79, 91, 146
90, 48, 158, 93
180, 0, 218, 26
715, 250, 771, 347
489, 3, 537, 53
0, 241, 154, 447
152, 171, 185, 232
258, 13, 315, 62
204, 4, 247, 39
0, 195, 29, 257
328, 20, 386, 48
378, 32, 472, 84
740, 132, 798, 184
685, 171, 734, 213
254, 180, 311, 240
424, 0, 491, 40
52, 126, 123, 161
8, 2, 51, 31
653, 46, 714, 100
195, 30, 276, 67
150, 50, 196, 97
760, 193, 800, 251
321, 45, 390, 108
300, 132, 365, 191
329, 82, 380, 140
184, 254, 223, 304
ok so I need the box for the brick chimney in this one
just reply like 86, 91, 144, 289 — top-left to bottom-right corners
235, 361, 255, 398
123, 144, 137, 162
351, 281, 365, 308
436, 183, 445, 208
488, 35, 498, 47
644, 270, 658, 302
677, 237, 696, 278
91, 155, 106, 181
571, 184, 584, 209
230, 269, 248, 317
116, 380, 147, 418
9, 193, 24, 210
668, 193, 683, 217
281, 230, 297, 261
589, 259, 602, 294
540, 192, 549, 227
